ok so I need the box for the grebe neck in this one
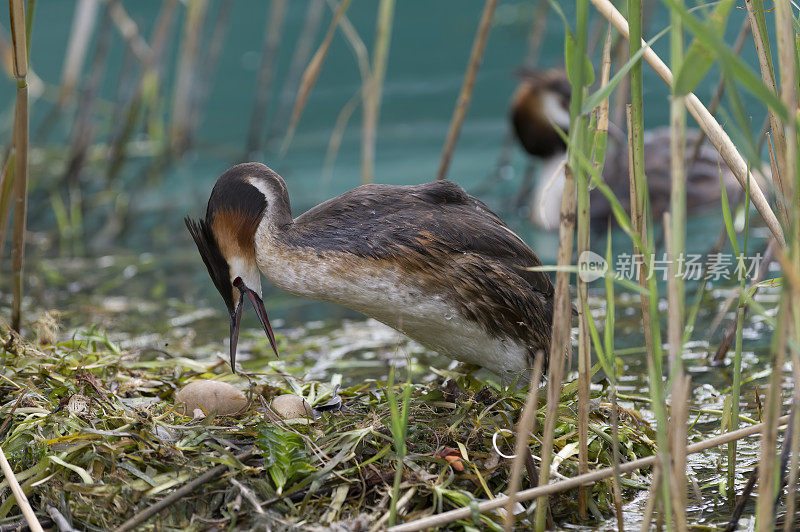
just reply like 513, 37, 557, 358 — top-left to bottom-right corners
531, 151, 568, 230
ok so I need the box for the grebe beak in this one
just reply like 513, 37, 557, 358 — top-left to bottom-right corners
230, 278, 280, 373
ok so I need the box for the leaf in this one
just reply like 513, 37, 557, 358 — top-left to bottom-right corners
256, 425, 314, 495
661, 0, 787, 119
673, 0, 735, 95
565, 30, 595, 88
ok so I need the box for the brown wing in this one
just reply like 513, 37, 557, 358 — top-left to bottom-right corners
289, 180, 555, 350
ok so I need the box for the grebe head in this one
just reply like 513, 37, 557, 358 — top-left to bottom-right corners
185, 162, 288, 370
510, 68, 571, 158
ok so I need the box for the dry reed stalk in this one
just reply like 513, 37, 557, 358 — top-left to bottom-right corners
170, 0, 208, 155
609, 387, 625, 531
280, 0, 354, 156
665, 213, 683, 379
596, 28, 612, 163
329, 6, 370, 95
0, 446, 43, 532
570, 0, 593, 507
10, 0, 28, 333
24, 0, 35, 54
712, 239, 777, 363
764, 2, 798, 526
106, 0, 150, 61
322, 90, 361, 182
784, 366, 800, 532
268, 0, 324, 144
246, 0, 288, 157
589, 0, 786, 247
502, 355, 543, 532
773, 0, 797, 218
744, 0, 790, 227
360, 0, 394, 185
668, 0, 686, 329
107, 0, 177, 180
533, 165, 576, 531
669, 374, 690, 531
638, 463, 660, 532
755, 296, 789, 531
64, 9, 112, 187
0, 154, 14, 259
323, 5, 372, 179
388, 415, 792, 532
191, 0, 234, 141
523, 0, 549, 68
59, 0, 100, 105
435, 0, 498, 180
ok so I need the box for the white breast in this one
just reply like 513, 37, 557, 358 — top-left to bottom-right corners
531, 153, 568, 230
254, 223, 532, 377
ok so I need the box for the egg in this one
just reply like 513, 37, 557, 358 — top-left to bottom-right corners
175, 380, 248, 417
271, 394, 314, 420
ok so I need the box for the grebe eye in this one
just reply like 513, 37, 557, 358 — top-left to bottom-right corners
233, 276, 243, 287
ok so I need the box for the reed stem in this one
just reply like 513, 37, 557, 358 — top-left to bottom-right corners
267, 0, 324, 145
246, 0, 288, 157
436, 0, 497, 180
361, 0, 395, 185
572, 0, 592, 520
503, 356, 543, 532
281, 0, 354, 156
10, 0, 29, 333
170, 0, 208, 155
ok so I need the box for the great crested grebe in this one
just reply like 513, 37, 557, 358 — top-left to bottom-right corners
510, 69, 742, 230
186, 163, 555, 378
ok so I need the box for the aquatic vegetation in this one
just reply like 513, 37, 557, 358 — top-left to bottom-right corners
0, 326, 657, 530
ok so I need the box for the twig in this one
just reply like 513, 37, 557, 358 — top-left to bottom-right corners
360, 0, 394, 185
669, 375, 690, 531
46, 505, 78, 532
245, 0, 288, 157
105, 0, 150, 61
0, 391, 27, 437
230, 478, 264, 515
0, 446, 44, 532
503, 355, 543, 531
387, 415, 791, 532
436, 0, 498, 180
267, 0, 324, 145
280, 0, 354, 156
169, 0, 208, 155
114, 450, 253, 532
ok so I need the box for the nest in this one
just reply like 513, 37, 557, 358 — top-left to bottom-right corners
0, 326, 655, 530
